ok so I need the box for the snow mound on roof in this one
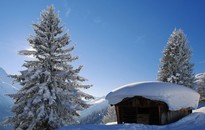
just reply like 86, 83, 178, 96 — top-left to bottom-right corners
106, 81, 200, 111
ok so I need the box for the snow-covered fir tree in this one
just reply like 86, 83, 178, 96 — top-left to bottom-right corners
4, 5, 93, 130
195, 73, 205, 102
157, 29, 195, 88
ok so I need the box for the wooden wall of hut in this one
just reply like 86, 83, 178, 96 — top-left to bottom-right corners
114, 96, 192, 125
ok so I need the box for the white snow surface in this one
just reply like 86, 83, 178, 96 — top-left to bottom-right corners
0, 67, 20, 130
0, 67, 19, 103
58, 106, 205, 130
106, 81, 200, 110
79, 97, 109, 119
195, 73, 205, 79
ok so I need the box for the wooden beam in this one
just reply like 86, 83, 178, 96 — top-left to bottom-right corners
115, 106, 121, 124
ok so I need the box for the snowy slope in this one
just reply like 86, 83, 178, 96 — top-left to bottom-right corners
0, 68, 17, 117
78, 97, 109, 124
195, 73, 205, 80
0, 68, 18, 92
58, 106, 205, 130
80, 97, 109, 118
0, 67, 20, 130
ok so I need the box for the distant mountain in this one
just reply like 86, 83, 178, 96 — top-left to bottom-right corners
0, 67, 20, 130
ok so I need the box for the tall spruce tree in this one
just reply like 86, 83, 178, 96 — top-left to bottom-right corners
157, 29, 195, 88
4, 5, 93, 130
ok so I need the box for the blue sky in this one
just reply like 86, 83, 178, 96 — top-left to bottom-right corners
1, 0, 205, 96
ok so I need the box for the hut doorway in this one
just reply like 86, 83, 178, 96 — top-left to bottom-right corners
117, 106, 160, 124
120, 106, 137, 123
137, 107, 150, 124
115, 96, 164, 125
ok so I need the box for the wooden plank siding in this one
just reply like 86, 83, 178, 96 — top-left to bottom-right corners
114, 96, 192, 125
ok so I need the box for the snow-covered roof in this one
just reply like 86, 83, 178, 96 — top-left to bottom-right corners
106, 81, 200, 111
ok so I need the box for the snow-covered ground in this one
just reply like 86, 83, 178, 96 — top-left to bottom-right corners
77, 97, 109, 124
0, 68, 17, 115
58, 106, 205, 130
58, 82, 204, 130
79, 97, 109, 119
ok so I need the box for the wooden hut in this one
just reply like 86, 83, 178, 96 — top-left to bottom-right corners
106, 81, 200, 125
114, 96, 191, 125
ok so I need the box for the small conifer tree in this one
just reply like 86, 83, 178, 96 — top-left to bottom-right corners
158, 29, 194, 88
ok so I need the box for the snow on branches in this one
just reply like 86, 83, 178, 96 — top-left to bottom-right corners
158, 29, 194, 88
3, 5, 93, 130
